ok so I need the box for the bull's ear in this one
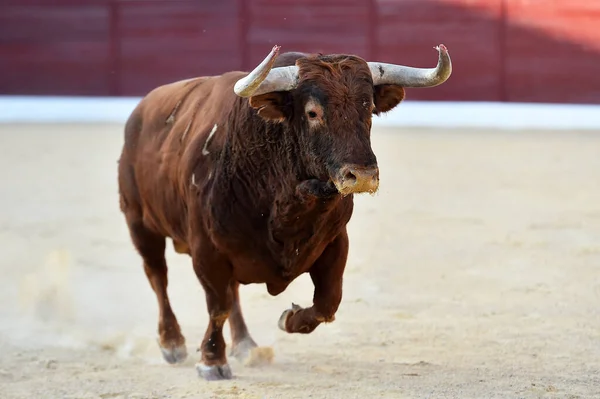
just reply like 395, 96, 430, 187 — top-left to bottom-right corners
249, 92, 288, 122
373, 84, 405, 115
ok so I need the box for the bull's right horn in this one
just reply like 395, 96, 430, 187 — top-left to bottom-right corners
234, 45, 299, 97
368, 44, 452, 88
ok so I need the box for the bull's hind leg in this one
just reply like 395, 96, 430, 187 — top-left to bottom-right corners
228, 281, 258, 362
278, 230, 348, 334
125, 215, 187, 364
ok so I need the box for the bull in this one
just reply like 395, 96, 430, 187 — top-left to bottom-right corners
117, 44, 451, 380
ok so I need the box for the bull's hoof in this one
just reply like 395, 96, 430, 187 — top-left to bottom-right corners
159, 342, 188, 364
277, 303, 303, 332
195, 362, 233, 381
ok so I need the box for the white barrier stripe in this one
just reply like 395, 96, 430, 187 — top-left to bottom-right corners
1, 96, 599, 130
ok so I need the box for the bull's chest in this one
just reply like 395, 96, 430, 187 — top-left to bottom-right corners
264, 198, 351, 278
216, 195, 352, 285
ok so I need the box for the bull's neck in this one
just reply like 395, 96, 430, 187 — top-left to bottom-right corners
224, 104, 312, 184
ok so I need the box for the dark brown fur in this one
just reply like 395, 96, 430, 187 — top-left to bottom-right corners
117, 51, 406, 378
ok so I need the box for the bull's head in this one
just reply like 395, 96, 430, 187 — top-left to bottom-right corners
233, 45, 452, 196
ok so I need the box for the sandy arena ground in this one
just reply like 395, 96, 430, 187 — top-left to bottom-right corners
0, 123, 599, 399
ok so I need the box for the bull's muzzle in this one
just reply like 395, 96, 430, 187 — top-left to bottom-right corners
333, 164, 380, 196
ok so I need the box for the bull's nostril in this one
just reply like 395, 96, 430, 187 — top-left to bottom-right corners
343, 170, 357, 185
336, 165, 379, 194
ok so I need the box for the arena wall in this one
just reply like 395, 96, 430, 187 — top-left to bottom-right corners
1, 0, 600, 104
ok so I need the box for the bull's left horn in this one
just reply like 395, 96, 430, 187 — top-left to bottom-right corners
234, 45, 299, 97
368, 44, 452, 88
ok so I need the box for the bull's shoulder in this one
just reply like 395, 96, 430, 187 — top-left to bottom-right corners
137, 77, 210, 122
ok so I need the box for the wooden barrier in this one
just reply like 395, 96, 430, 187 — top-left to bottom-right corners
1, 0, 599, 103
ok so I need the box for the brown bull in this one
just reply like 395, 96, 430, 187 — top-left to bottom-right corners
117, 44, 451, 380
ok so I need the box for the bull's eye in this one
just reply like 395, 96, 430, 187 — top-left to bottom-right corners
304, 98, 324, 126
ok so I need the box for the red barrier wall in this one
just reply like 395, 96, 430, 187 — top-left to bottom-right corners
1, 0, 599, 103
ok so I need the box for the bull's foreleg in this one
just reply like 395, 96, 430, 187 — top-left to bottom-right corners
192, 244, 234, 380
228, 281, 258, 361
278, 230, 349, 334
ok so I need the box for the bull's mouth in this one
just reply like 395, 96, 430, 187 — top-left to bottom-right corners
332, 177, 379, 196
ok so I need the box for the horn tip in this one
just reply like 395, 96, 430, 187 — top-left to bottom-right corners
434, 44, 448, 54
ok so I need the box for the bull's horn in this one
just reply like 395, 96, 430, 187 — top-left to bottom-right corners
368, 44, 452, 88
234, 45, 299, 97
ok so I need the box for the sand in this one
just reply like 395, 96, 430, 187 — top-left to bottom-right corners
0, 123, 599, 399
